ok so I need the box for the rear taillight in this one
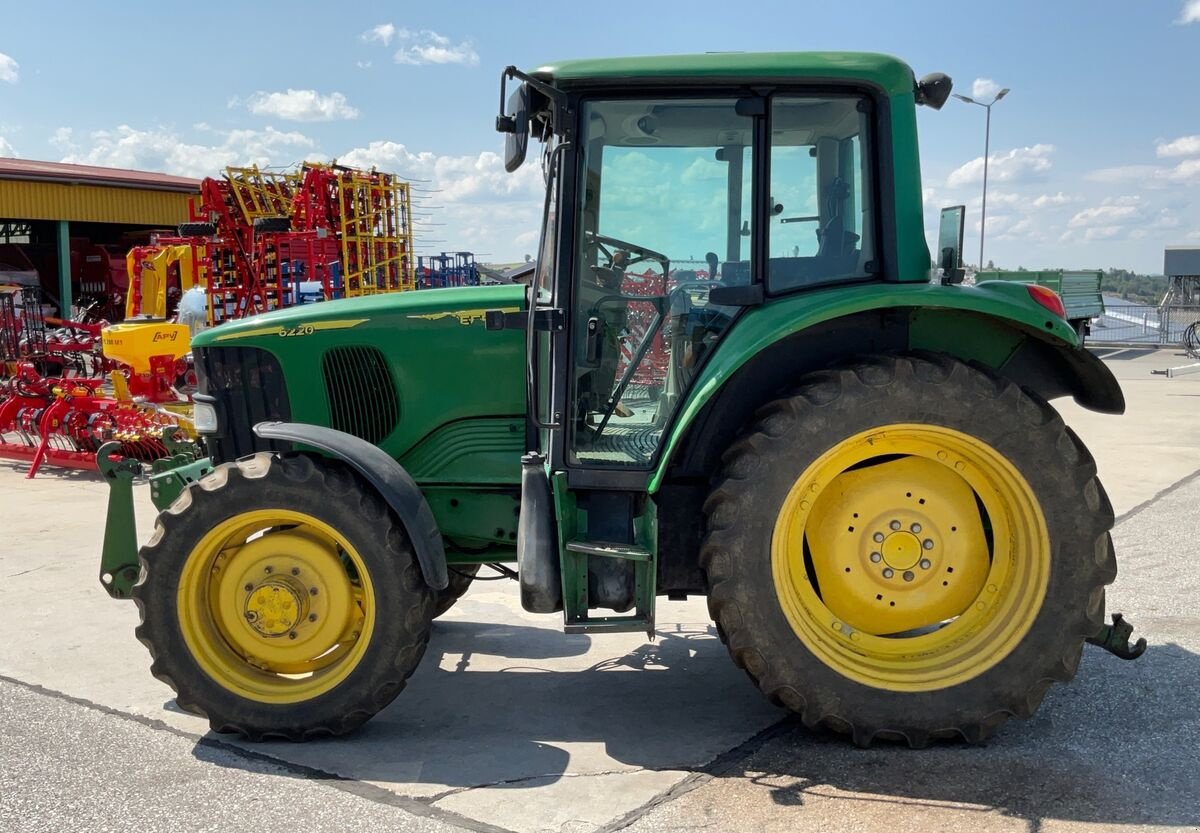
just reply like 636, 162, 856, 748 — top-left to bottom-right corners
1026, 284, 1066, 319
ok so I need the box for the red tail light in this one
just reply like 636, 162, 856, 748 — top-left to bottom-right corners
1026, 284, 1066, 319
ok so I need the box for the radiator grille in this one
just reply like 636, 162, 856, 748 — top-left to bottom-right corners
321, 346, 399, 445
193, 346, 292, 464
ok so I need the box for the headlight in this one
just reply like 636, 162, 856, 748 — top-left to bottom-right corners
192, 401, 219, 434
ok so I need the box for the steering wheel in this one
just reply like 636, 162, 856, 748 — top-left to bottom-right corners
583, 230, 670, 289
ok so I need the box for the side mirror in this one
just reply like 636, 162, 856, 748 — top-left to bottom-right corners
498, 81, 530, 173
916, 73, 954, 110
937, 205, 966, 285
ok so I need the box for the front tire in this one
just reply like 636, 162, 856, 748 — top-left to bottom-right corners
701, 354, 1116, 747
133, 453, 435, 740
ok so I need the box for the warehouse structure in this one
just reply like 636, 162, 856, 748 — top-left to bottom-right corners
0, 158, 199, 317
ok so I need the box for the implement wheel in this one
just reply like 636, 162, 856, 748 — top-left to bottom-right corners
133, 453, 435, 740
702, 354, 1116, 747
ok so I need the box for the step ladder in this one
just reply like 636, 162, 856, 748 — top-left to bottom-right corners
562, 539, 655, 637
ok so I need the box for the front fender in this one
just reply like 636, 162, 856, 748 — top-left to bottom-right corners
650, 281, 1123, 492
254, 421, 448, 590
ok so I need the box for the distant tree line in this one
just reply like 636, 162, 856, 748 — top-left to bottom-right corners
1097, 268, 1168, 304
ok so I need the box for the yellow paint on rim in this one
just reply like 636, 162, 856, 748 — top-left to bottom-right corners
177, 510, 375, 703
771, 424, 1050, 692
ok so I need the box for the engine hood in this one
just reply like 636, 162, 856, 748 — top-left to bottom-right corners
192, 284, 526, 348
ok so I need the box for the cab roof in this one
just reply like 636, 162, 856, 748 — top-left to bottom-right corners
534, 52, 916, 96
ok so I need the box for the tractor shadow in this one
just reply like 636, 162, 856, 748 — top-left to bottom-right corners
195, 610, 1200, 830
707, 638, 1200, 830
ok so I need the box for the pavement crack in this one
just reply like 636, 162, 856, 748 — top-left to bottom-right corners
0, 673, 518, 833
425, 768, 645, 803
1114, 465, 1200, 526
594, 715, 800, 833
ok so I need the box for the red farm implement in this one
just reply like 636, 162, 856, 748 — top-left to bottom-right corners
0, 286, 191, 477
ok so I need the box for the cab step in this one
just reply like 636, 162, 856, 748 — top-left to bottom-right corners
564, 540, 651, 561
563, 538, 655, 638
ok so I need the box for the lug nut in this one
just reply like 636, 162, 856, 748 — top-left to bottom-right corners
903, 571, 914, 582
308, 613, 317, 622
243, 583, 253, 592
882, 568, 894, 579
309, 587, 318, 596
910, 523, 922, 533
889, 520, 901, 531
264, 566, 273, 574
870, 552, 882, 563
873, 532, 885, 543
288, 632, 297, 640
923, 539, 934, 550
920, 559, 932, 569
291, 567, 300, 576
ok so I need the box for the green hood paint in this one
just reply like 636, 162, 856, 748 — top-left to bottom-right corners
194, 284, 528, 476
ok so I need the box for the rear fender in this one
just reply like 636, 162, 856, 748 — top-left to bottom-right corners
650, 281, 1123, 493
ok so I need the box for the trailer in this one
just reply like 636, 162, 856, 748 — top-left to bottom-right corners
976, 270, 1104, 337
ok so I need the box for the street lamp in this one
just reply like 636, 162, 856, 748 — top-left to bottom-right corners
953, 87, 1010, 270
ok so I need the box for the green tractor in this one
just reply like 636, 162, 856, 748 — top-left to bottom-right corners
99, 52, 1143, 746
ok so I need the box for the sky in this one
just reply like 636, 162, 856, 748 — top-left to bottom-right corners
1, 0, 1198, 274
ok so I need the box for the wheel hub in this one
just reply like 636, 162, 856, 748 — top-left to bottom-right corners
881, 530, 922, 570
244, 581, 304, 637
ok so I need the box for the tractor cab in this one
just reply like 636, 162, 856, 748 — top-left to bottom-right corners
494, 55, 958, 631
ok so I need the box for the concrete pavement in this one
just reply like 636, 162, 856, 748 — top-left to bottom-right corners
1, 347, 1198, 833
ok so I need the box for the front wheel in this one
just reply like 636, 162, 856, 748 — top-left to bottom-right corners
133, 453, 435, 740
702, 354, 1116, 747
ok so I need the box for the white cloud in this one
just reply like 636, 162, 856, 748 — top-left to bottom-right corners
393, 30, 479, 67
0, 135, 16, 157
1178, 0, 1200, 23
48, 127, 75, 151
1157, 134, 1200, 157
61, 125, 316, 178
971, 78, 1001, 100
0, 52, 17, 84
338, 140, 543, 259
1062, 196, 1183, 242
244, 89, 359, 122
1068, 195, 1142, 229
356, 60, 373, 70
1088, 158, 1200, 186
947, 144, 1054, 187
1033, 192, 1076, 207
362, 23, 397, 45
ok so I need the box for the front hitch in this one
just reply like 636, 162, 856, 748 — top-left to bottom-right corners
1086, 612, 1148, 660
97, 442, 142, 599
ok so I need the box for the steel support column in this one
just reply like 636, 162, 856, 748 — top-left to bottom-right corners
56, 219, 72, 316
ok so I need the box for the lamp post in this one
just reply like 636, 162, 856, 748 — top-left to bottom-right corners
953, 87, 1010, 270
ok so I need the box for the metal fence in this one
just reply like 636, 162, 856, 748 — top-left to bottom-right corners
1088, 300, 1200, 348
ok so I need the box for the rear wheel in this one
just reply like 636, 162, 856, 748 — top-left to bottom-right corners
702, 354, 1116, 746
133, 453, 435, 740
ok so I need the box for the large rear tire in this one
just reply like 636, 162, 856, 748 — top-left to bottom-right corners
133, 453, 435, 740
701, 354, 1116, 747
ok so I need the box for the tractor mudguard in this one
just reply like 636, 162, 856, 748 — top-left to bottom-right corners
649, 281, 1125, 493
253, 421, 449, 591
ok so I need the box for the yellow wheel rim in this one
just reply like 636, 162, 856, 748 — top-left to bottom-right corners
177, 509, 375, 704
771, 423, 1050, 692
